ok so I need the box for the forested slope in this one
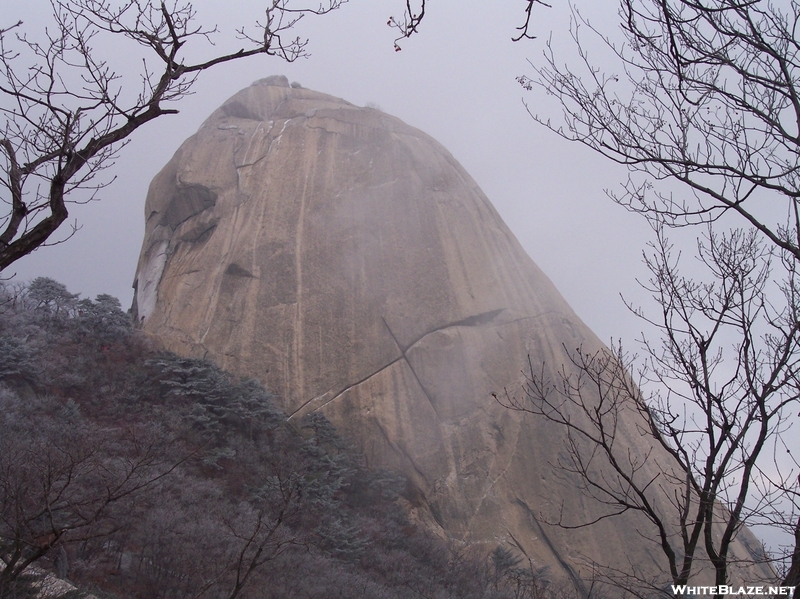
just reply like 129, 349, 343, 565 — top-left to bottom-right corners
0, 279, 561, 599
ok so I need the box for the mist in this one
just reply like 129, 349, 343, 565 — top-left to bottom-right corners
4, 0, 651, 347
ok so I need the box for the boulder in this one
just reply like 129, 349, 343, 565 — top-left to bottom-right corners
133, 76, 768, 589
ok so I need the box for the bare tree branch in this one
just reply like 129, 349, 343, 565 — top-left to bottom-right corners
513, 2, 800, 593
498, 225, 800, 592
521, 1, 800, 259
388, 0, 551, 50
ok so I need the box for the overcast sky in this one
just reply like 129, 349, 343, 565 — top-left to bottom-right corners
5, 0, 653, 346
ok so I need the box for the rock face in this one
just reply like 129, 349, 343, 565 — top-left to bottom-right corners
134, 76, 765, 588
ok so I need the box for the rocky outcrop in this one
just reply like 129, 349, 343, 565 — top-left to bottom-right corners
133, 75, 768, 588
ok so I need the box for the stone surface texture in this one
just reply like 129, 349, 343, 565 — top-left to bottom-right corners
134, 75, 768, 588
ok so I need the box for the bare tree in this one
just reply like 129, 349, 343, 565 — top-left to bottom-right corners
127, 469, 306, 599
499, 225, 800, 595
0, 395, 184, 597
0, 0, 347, 271
521, 0, 800, 258
507, 0, 800, 593
387, 1, 551, 49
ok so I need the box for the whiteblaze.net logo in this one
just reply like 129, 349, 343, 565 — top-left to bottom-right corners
671, 586, 795, 597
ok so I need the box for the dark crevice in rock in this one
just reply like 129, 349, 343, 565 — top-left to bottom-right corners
402, 359, 439, 420
287, 356, 403, 420
489, 312, 560, 329
130, 278, 139, 323
506, 530, 558, 585
382, 317, 441, 420
428, 502, 446, 530
371, 417, 430, 486
317, 356, 403, 412
235, 153, 270, 170
221, 100, 263, 121
224, 263, 256, 278
455, 308, 506, 328
382, 316, 405, 354
371, 417, 408, 463
404, 308, 505, 353
514, 499, 588, 596
161, 184, 217, 229
180, 223, 217, 244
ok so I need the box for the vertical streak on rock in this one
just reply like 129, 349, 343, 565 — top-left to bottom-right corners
294, 124, 316, 400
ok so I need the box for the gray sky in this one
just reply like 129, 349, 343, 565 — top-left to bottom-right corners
6, 0, 652, 346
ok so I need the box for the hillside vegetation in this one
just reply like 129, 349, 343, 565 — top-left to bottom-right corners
0, 278, 565, 599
